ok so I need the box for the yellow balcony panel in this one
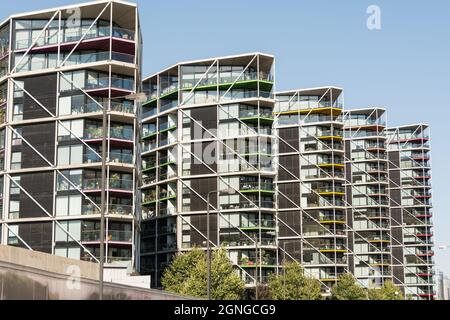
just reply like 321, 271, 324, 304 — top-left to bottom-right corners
318, 191, 345, 197
274, 107, 342, 116
320, 220, 346, 225
319, 249, 347, 254
321, 278, 339, 282
318, 163, 345, 169
368, 239, 391, 244
318, 136, 343, 142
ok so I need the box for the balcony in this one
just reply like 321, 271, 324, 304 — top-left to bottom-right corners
160, 100, 179, 113
307, 198, 345, 208
15, 26, 135, 53
319, 244, 347, 253
240, 219, 276, 231
239, 108, 274, 124
346, 118, 386, 128
276, 100, 343, 116
314, 186, 345, 196
64, 51, 135, 66
303, 256, 347, 266
221, 199, 275, 210
366, 142, 386, 151
82, 178, 133, 194
62, 100, 133, 116
83, 126, 134, 145
240, 181, 275, 194
142, 108, 157, 119
317, 158, 344, 169
142, 192, 157, 206
239, 256, 277, 269
318, 214, 346, 224
81, 229, 133, 243
368, 258, 392, 267
159, 191, 177, 201
182, 71, 273, 92
82, 204, 133, 216
304, 142, 344, 152
109, 152, 133, 165
159, 122, 177, 134
317, 130, 343, 141
367, 235, 391, 244
142, 140, 158, 153
319, 274, 340, 283
85, 77, 134, 96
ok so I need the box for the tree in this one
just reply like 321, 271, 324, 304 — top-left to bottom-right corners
368, 281, 404, 300
268, 262, 323, 300
161, 248, 245, 300
331, 273, 368, 300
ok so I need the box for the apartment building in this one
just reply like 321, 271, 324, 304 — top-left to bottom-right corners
0, 0, 142, 269
387, 124, 435, 299
343, 108, 392, 288
275, 87, 347, 288
139, 53, 277, 288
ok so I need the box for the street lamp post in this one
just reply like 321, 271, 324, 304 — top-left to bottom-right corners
255, 234, 259, 300
99, 95, 107, 301
206, 188, 235, 300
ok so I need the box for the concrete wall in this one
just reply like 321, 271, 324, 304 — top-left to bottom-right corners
0, 245, 191, 300
0, 245, 99, 280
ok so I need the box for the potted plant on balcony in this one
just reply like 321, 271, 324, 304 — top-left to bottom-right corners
110, 173, 121, 189
241, 257, 250, 266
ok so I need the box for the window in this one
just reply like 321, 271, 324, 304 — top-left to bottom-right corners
57, 145, 83, 166
7, 225, 19, 245
13, 104, 23, 122
12, 128, 23, 146
58, 120, 84, 141
60, 70, 86, 92
56, 195, 82, 217
59, 96, 72, 116
55, 220, 81, 242
57, 170, 82, 191
11, 152, 22, 170
10, 176, 21, 195
9, 200, 20, 219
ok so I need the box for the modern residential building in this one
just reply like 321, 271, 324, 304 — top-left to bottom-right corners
275, 87, 347, 288
139, 53, 277, 288
343, 108, 393, 288
0, 0, 142, 270
387, 124, 435, 299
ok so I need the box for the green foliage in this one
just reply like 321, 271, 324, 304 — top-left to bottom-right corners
161, 248, 245, 300
368, 281, 404, 300
268, 262, 323, 300
331, 273, 368, 300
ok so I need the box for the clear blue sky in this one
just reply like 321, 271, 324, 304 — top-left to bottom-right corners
3, 0, 450, 275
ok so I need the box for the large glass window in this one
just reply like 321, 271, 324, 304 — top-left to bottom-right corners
57, 145, 83, 166
57, 169, 82, 191
11, 152, 21, 170
60, 70, 86, 92
9, 200, 20, 219
58, 120, 84, 141
56, 195, 82, 216
55, 220, 81, 242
